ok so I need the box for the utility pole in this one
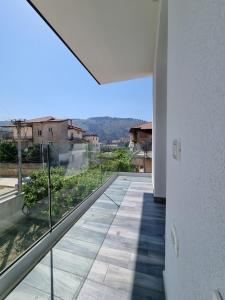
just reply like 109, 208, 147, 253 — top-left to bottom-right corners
11, 119, 25, 192
41, 142, 45, 169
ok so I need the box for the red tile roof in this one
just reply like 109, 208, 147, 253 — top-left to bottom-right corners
68, 124, 85, 132
25, 116, 69, 123
25, 116, 54, 123
130, 122, 152, 131
1, 116, 69, 128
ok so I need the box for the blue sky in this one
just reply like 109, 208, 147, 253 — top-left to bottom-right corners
0, 0, 153, 121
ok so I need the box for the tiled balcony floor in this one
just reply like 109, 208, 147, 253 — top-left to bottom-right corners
6, 175, 165, 300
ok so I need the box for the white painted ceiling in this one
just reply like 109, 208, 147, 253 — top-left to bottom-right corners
28, 0, 159, 84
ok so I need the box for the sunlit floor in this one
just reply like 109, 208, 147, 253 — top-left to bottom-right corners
6, 175, 165, 300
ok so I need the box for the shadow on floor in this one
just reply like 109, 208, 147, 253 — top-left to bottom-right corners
131, 192, 166, 300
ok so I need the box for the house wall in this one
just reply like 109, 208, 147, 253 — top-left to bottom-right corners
130, 130, 152, 152
12, 126, 33, 140
137, 131, 152, 145
165, 0, 225, 299
33, 121, 68, 144
84, 136, 99, 146
129, 132, 137, 143
68, 128, 83, 140
133, 157, 152, 173
152, 0, 167, 199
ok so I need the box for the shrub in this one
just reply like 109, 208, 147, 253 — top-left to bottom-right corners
100, 149, 134, 172
22, 149, 134, 220
0, 141, 17, 163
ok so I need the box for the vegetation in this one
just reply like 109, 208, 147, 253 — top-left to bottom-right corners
22, 145, 45, 163
22, 166, 110, 221
100, 149, 134, 172
0, 218, 48, 272
0, 142, 43, 163
22, 149, 134, 221
0, 141, 17, 163
0, 148, 134, 271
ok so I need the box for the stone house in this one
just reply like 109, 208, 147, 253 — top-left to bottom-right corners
83, 134, 100, 150
1, 116, 86, 145
129, 122, 152, 172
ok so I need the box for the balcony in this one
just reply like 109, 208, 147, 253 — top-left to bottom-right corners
5, 174, 165, 300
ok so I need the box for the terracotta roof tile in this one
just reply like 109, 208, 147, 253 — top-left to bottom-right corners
25, 116, 69, 123
130, 122, 152, 130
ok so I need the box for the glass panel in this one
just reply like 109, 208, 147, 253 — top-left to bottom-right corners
49, 143, 104, 225
100, 144, 135, 174
0, 140, 50, 272
6, 176, 125, 300
100, 142, 152, 174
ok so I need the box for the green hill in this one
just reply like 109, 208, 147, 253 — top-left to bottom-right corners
73, 117, 147, 142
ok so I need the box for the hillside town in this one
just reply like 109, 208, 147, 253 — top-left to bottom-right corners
0, 116, 152, 174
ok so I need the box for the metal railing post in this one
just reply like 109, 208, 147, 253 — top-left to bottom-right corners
47, 144, 52, 230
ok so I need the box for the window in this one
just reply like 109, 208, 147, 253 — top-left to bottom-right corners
48, 128, 53, 133
38, 130, 42, 136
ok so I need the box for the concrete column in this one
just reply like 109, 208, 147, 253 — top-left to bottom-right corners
152, 0, 168, 201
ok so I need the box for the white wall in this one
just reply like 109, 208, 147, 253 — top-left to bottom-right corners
165, 0, 225, 299
152, 0, 167, 198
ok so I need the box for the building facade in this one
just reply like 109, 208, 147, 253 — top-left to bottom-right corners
83, 134, 99, 145
1, 116, 89, 145
129, 122, 152, 172
129, 122, 152, 151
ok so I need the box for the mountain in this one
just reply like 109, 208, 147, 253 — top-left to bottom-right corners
0, 121, 11, 132
0, 121, 10, 126
73, 117, 147, 142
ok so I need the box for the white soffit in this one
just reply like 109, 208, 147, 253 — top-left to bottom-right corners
28, 0, 159, 84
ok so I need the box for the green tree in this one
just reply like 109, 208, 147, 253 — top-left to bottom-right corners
0, 141, 17, 163
22, 145, 43, 163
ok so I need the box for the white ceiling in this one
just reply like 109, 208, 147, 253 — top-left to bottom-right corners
28, 0, 160, 84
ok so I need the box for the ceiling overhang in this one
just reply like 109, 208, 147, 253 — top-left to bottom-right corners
27, 0, 159, 84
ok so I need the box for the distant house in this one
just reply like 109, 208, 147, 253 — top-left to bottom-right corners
1, 116, 87, 145
0, 129, 13, 141
60, 133, 100, 165
27, 116, 70, 144
111, 137, 130, 147
129, 122, 152, 151
129, 122, 152, 173
67, 122, 86, 144
83, 134, 100, 150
